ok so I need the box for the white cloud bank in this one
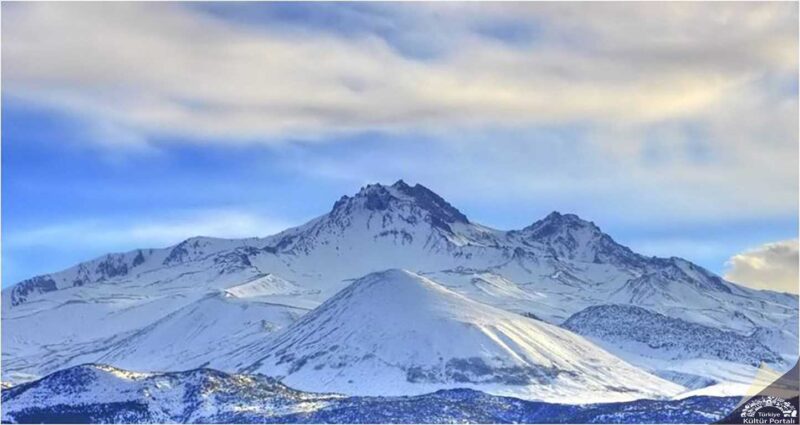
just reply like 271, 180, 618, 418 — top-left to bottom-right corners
725, 239, 799, 294
2, 2, 796, 141
2, 2, 797, 222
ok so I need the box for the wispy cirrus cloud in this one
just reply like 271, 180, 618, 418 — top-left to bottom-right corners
3, 2, 795, 221
2, 2, 795, 143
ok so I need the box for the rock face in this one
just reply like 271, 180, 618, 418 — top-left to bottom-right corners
9, 276, 58, 306
1, 180, 797, 399
563, 304, 783, 366
1, 364, 740, 424
243, 269, 682, 402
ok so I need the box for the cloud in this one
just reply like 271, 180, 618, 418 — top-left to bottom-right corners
725, 239, 799, 294
7, 209, 295, 250
2, 2, 797, 223
2, 2, 795, 144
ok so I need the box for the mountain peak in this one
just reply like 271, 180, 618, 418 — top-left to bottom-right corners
327, 269, 451, 311
391, 179, 410, 189
523, 211, 600, 237
359, 268, 418, 282
518, 211, 638, 264
330, 181, 469, 229
346, 269, 440, 299
545, 211, 592, 224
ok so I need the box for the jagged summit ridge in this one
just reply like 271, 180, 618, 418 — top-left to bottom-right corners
260, 180, 486, 258
330, 180, 469, 231
523, 211, 601, 236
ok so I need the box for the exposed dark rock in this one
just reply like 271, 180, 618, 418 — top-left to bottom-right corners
563, 304, 782, 366
95, 255, 129, 280
132, 250, 146, 267
10, 276, 58, 306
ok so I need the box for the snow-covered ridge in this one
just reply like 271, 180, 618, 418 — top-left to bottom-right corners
224, 274, 312, 298
4, 236, 263, 307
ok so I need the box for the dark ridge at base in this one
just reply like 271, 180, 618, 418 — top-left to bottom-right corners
2, 364, 742, 424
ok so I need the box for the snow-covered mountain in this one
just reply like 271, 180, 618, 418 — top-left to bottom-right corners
2, 180, 797, 398
240, 269, 682, 402
1, 364, 740, 424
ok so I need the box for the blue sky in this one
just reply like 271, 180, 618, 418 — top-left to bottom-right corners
2, 2, 798, 291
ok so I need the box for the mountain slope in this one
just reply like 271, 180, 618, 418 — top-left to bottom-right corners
94, 293, 307, 372
243, 269, 684, 402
